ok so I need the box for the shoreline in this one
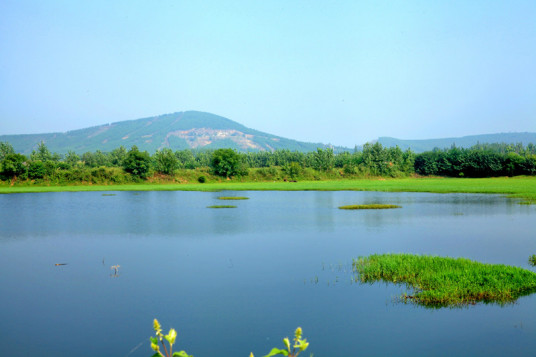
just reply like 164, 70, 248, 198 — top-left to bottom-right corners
1, 176, 535, 203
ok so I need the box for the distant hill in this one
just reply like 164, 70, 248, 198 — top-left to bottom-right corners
0, 111, 346, 155
378, 133, 536, 153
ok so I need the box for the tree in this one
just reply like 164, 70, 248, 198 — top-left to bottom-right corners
211, 148, 246, 178
0, 142, 15, 161
154, 148, 179, 175
110, 146, 127, 167
312, 148, 334, 171
1, 153, 27, 179
65, 151, 80, 167
123, 146, 152, 179
30, 141, 57, 162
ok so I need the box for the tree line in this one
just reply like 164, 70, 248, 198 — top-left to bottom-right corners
0, 141, 535, 184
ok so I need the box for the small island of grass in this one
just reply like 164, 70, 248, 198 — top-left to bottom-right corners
339, 204, 401, 210
353, 253, 536, 307
217, 196, 249, 200
529, 254, 536, 267
207, 205, 237, 208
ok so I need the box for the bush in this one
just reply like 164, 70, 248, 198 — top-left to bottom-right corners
28, 161, 46, 179
198, 175, 206, 183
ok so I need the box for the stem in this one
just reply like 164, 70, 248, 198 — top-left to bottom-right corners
161, 339, 170, 357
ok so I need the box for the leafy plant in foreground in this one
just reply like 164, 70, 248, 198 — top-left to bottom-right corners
150, 319, 192, 357
251, 327, 309, 357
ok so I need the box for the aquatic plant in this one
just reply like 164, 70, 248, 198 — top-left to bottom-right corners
353, 253, 536, 307
207, 205, 236, 208
217, 196, 249, 200
339, 204, 401, 210
251, 327, 309, 357
529, 255, 536, 267
150, 319, 192, 357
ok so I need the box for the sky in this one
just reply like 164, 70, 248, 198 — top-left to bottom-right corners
1, 0, 535, 147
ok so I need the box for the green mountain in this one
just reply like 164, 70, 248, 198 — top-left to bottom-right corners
378, 133, 536, 153
1, 111, 343, 155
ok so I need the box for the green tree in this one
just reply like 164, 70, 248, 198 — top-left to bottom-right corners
211, 148, 246, 178
123, 146, 151, 179
1, 153, 27, 179
30, 141, 59, 162
0, 142, 15, 161
65, 151, 80, 167
110, 146, 127, 167
312, 148, 334, 171
154, 148, 179, 175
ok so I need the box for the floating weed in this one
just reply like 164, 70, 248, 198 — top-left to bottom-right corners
217, 196, 249, 200
207, 205, 237, 208
529, 255, 536, 267
519, 200, 535, 205
353, 253, 536, 307
102, 193, 116, 196
339, 204, 401, 210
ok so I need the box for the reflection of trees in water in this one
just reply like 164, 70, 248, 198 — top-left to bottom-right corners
314, 191, 334, 231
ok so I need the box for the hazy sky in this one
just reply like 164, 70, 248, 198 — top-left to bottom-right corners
1, 1, 535, 147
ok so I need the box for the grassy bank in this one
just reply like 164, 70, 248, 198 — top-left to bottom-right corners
353, 254, 536, 306
1, 176, 535, 202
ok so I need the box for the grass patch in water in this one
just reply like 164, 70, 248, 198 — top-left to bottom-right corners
207, 205, 237, 208
101, 193, 116, 196
529, 255, 536, 267
217, 196, 249, 200
339, 204, 401, 210
353, 253, 536, 307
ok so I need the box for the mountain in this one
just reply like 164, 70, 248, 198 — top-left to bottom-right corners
377, 132, 536, 153
0, 111, 345, 155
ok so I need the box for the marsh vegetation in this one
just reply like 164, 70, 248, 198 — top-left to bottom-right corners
353, 254, 536, 307
338, 204, 401, 210
217, 196, 249, 200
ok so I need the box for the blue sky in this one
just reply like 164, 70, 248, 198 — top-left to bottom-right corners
1, 0, 535, 147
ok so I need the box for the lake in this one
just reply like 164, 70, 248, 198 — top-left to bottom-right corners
0, 190, 535, 356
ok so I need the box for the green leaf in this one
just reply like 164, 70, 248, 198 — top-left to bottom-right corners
150, 336, 158, 344
172, 351, 192, 357
165, 328, 177, 345
151, 353, 161, 357
263, 347, 289, 357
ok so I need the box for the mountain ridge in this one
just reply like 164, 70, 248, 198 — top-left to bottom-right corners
0, 111, 345, 155
377, 132, 536, 153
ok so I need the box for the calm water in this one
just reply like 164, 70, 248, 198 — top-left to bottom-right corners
0, 191, 535, 357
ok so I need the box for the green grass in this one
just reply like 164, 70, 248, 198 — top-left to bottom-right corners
353, 253, 536, 307
1, 177, 535, 203
207, 205, 236, 208
217, 196, 249, 200
339, 204, 401, 210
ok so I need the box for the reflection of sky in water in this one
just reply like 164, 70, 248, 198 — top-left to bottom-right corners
0, 191, 535, 357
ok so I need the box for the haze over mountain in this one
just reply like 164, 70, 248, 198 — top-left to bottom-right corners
378, 133, 536, 153
0, 111, 345, 155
